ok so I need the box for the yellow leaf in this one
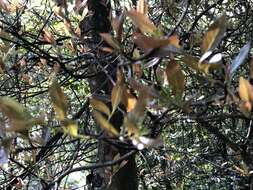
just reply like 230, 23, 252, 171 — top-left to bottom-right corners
49, 81, 68, 120
166, 60, 185, 97
111, 82, 123, 115
201, 14, 226, 53
90, 98, 111, 116
93, 110, 119, 136
126, 9, 157, 34
63, 119, 78, 137
100, 33, 121, 50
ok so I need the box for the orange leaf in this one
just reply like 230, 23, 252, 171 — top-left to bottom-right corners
126, 9, 157, 34
122, 86, 137, 112
201, 14, 226, 52
239, 77, 251, 102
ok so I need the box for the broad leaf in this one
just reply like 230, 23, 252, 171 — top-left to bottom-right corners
90, 98, 111, 116
230, 42, 251, 76
166, 60, 185, 97
111, 82, 123, 115
93, 110, 119, 136
126, 9, 157, 34
49, 81, 68, 121
201, 14, 226, 52
137, 0, 148, 15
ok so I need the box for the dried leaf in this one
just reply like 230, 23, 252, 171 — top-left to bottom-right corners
42, 29, 55, 44
201, 14, 226, 52
126, 9, 157, 34
100, 33, 121, 50
166, 60, 185, 96
230, 42, 251, 76
239, 77, 251, 102
93, 110, 119, 136
49, 81, 68, 120
90, 98, 111, 116
111, 11, 125, 41
111, 82, 123, 115
122, 86, 137, 112
133, 33, 180, 53
136, 0, 148, 15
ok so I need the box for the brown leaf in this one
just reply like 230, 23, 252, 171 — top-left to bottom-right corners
239, 77, 251, 102
126, 9, 157, 34
201, 14, 226, 52
166, 60, 185, 96
93, 110, 119, 136
111, 11, 125, 41
111, 81, 123, 115
42, 29, 55, 44
100, 33, 121, 50
90, 98, 111, 116
49, 80, 68, 120
136, 0, 148, 15
133, 33, 180, 53
122, 86, 137, 112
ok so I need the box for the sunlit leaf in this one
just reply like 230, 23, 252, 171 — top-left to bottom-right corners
62, 119, 78, 137
166, 60, 185, 97
100, 33, 121, 50
137, 0, 148, 15
201, 14, 226, 52
111, 81, 123, 115
122, 86, 137, 112
239, 77, 251, 102
126, 9, 157, 34
230, 42, 251, 76
93, 110, 119, 136
90, 98, 111, 116
49, 80, 68, 120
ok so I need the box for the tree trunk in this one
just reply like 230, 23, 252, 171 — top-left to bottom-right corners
80, 0, 138, 189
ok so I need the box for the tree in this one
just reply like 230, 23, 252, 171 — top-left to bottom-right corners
0, 0, 253, 189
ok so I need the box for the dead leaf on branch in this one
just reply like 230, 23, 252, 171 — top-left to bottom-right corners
201, 14, 226, 53
126, 9, 157, 34
166, 59, 185, 97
